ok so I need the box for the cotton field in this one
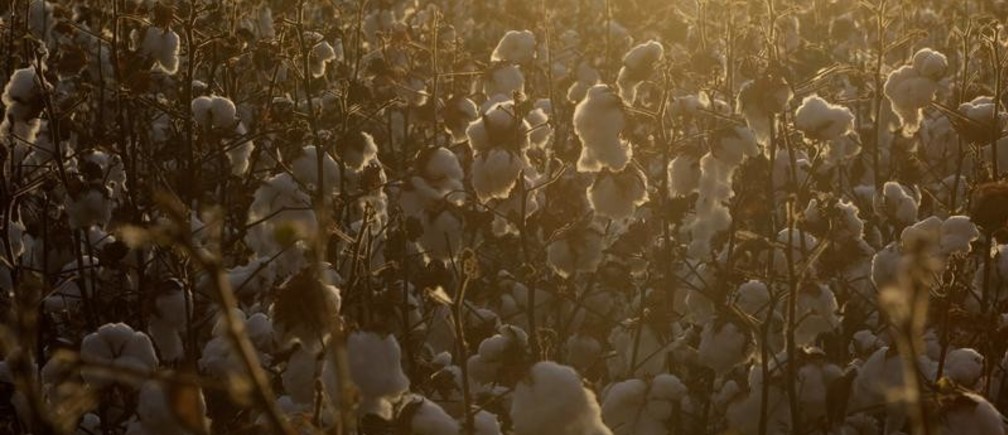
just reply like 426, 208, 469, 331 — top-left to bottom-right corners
3, 0, 1008, 434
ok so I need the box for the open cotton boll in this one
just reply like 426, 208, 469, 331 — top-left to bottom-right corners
575, 85, 632, 173
403, 396, 460, 435
28, 0, 53, 40
148, 283, 188, 362
348, 332, 410, 403
697, 318, 753, 374
958, 96, 1007, 129
139, 26, 180, 74
474, 410, 502, 435
417, 208, 463, 263
587, 166, 648, 219
944, 348, 984, 389
491, 30, 536, 63
466, 100, 532, 153
850, 347, 938, 422
871, 242, 901, 289
713, 125, 760, 166
884, 48, 948, 136
80, 323, 159, 388
291, 145, 342, 194
795, 284, 840, 345
130, 381, 210, 435
471, 148, 528, 202
245, 173, 316, 256
940, 215, 980, 256
526, 104, 552, 149
607, 323, 670, 378
511, 361, 612, 435
737, 76, 793, 146
686, 153, 736, 258
310, 41, 337, 78
337, 131, 379, 172
443, 96, 479, 143
937, 392, 1007, 435
732, 280, 773, 320
66, 185, 113, 229
601, 379, 663, 435
875, 181, 919, 225
484, 63, 525, 98
667, 153, 700, 196
467, 325, 528, 384
282, 344, 320, 405
794, 94, 855, 141
191, 96, 237, 130
567, 63, 601, 103
616, 40, 663, 104
547, 222, 606, 278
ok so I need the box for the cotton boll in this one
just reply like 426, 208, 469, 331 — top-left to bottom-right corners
547, 222, 605, 278
466, 100, 532, 153
148, 282, 188, 362
667, 153, 700, 196
737, 75, 793, 146
282, 344, 319, 405
871, 242, 901, 289
940, 216, 979, 256
936, 392, 1006, 435
28, 0, 54, 41
131, 381, 210, 435
944, 348, 984, 389
616, 40, 663, 104
732, 280, 773, 320
713, 125, 760, 166
245, 173, 317, 256
467, 325, 528, 384
139, 26, 180, 74
337, 131, 379, 172
65, 185, 113, 229
697, 318, 753, 374
525, 103, 552, 149
80, 323, 159, 388
417, 208, 463, 263
407, 396, 461, 435
491, 30, 536, 63
565, 334, 603, 370
795, 284, 840, 345
191, 96, 237, 130
471, 148, 527, 202
484, 63, 525, 98
310, 41, 337, 78
567, 63, 601, 103
587, 166, 649, 219
884, 48, 948, 136
686, 153, 737, 258
600, 379, 654, 435
607, 323, 669, 378
575, 85, 632, 173
850, 329, 883, 359
347, 332, 410, 403
794, 94, 855, 141
473, 410, 502, 435
876, 181, 919, 225
900, 215, 942, 252
443, 97, 479, 143
510, 361, 612, 435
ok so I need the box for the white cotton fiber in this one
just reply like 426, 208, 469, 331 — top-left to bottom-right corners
510, 361, 612, 435
794, 94, 854, 141
884, 48, 948, 136
491, 30, 536, 63
575, 85, 632, 172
